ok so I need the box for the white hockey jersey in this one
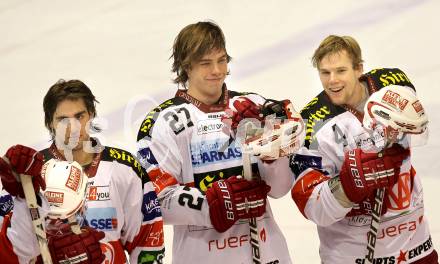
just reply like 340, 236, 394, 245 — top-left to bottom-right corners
0, 141, 164, 264
137, 86, 293, 264
290, 68, 435, 263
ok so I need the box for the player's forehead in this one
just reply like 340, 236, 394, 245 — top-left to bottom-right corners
197, 48, 227, 62
318, 50, 353, 70
53, 98, 88, 118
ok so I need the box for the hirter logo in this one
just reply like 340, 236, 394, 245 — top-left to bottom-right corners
45, 191, 64, 204
382, 90, 409, 110
65, 166, 81, 192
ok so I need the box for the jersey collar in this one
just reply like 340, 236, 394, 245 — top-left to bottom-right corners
48, 138, 102, 177
175, 84, 229, 113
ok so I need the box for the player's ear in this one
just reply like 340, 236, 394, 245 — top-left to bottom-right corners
354, 63, 363, 77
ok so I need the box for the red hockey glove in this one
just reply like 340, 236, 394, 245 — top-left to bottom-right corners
48, 225, 105, 264
347, 190, 389, 217
0, 145, 46, 198
223, 97, 263, 131
339, 144, 410, 204
206, 176, 271, 233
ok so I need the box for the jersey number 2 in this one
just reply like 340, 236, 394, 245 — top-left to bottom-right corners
164, 107, 194, 135
178, 186, 203, 210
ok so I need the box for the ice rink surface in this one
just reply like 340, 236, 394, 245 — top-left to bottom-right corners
1, 0, 439, 263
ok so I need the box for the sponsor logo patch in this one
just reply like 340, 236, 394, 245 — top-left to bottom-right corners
138, 147, 158, 166
65, 166, 81, 192
87, 185, 110, 201
0, 194, 13, 216
381, 90, 409, 111
137, 248, 165, 264
412, 100, 424, 115
44, 191, 64, 204
142, 191, 162, 221
197, 119, 224, 135
85, 207, 118, 231
290, 154, 322, 178
191, 139, 242, 167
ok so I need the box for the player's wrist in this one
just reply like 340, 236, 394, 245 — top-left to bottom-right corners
328, 176, 354, 208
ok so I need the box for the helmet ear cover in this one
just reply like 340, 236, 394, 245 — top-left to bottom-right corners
41, 159, 89, 220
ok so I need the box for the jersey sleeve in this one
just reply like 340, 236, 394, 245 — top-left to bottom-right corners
116, 162, 165, 263
137, 107, 212, 228
290, 96, 353, 226
258, 157, 295, 199
290, 134, 352, 226
0, 196, 49, 263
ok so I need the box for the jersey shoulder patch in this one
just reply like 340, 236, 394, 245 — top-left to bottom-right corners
300, 91, 346, 149
101, 146, 148, 181
361, 68, 415, 91
137, 97, 186, 141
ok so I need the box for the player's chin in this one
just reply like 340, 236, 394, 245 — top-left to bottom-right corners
327, 93, 345, 106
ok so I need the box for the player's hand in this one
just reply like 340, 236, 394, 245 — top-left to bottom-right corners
48, 225, 105, 264
0, 145, 46, 198
223, 97, 263, 132
206, 176, 271, 233
339, 144, 409, 203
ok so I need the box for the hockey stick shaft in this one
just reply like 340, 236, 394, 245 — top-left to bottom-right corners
242, 122, 262, 263
364, 143, 392, 263
19, 174, 53, 264
364, 187, 385, 263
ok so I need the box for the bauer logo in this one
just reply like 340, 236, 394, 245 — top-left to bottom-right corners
86, 207, 118, 231
44, 191, 64, 204
381, 90, 409, 110
65, 166, 81, 192
142, 191, 161, 221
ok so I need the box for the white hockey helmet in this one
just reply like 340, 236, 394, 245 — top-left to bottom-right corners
242, 100, 305, 160
41, 159, 89, 219
363, 85, 428, 144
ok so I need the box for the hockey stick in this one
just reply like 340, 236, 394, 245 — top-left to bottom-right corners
364, 158, 387, 264
1, 156, 53, 263
242, 123, 262, 264
19, 173, 53, 264
365, 138, 408, 263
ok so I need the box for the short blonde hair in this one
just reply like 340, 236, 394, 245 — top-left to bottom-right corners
312, 35, 363, 69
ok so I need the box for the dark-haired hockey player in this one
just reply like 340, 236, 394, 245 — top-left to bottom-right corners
0, 79, 164, 263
